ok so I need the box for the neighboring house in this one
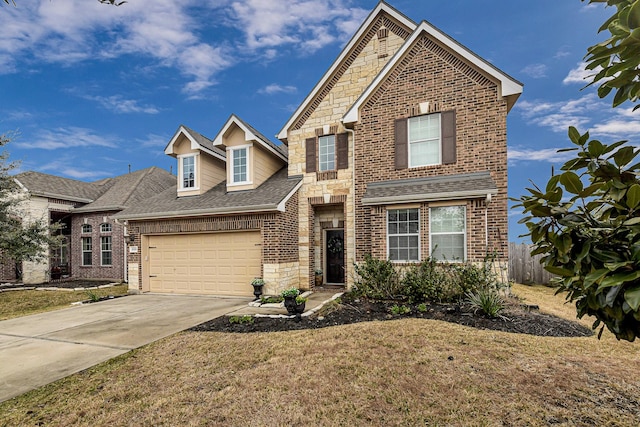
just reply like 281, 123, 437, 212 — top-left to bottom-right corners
115, 1, 522, 297
0, 167, 175, 284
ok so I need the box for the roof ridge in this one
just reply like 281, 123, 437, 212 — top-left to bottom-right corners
118, 168, 152, 207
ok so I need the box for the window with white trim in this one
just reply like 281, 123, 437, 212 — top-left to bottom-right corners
181, 155, 196, 189
430, 205, 466, 261
387, 208, 420, 261
230, 147, 249, 184
100, 223, 112, 233
101, 236, 112, 266
318, 135, 335, 172
409, 113, 441, 167
82, 237, 92, 266
81, 224, 92, 234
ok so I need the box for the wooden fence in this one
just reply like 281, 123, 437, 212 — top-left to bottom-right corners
508, 242, 556, 285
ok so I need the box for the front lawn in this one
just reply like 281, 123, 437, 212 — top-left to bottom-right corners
0, 285, 129, 321
0, 284, 638, 426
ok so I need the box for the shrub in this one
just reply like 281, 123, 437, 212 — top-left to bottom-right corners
390, 304, 411, 315
416, 303, 428, 313
229, 315, 254, 325
260, 295, 283, 304
281, 287, 300, 298
402, 257, 458, 303
466, 289, 505, 318
353, 255, 401, 299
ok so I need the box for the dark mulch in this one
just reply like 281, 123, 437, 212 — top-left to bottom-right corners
191, 295, 594, 338
0, 280, 116, 290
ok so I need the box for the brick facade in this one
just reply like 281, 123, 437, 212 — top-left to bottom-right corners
354, 34, 509, 263
126, 192, 299, 291
71, 212, 126, 281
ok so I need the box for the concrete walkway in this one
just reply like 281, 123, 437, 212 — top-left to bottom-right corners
0, 294, 248, 403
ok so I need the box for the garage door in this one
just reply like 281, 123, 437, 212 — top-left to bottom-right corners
147, 231, 261, 296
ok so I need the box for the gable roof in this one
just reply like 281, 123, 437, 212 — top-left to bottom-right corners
164, 125, 226, 161
343, 20, 523, 124
14, 171, 111, 203
213, 114, 288, 161
113, 168, 302, 221
276, 1, 416, 142
74, 167, 176, 213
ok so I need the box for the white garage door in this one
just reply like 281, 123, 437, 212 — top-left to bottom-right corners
147, 231, 261, 296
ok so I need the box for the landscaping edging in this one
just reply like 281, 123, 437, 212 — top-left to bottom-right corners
0, 283, 122, 293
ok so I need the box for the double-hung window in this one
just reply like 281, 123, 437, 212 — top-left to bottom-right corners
181, 155, 196, 189
318, 135, 335, 172
387, 208, 420, 261
82, 237, 92, 266
101, 236, 112, 266
430, 206, 466, 261
408, 113, 441, 167
230, 146, 250, 184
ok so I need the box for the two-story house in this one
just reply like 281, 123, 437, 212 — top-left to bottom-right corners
114, 1, 522, 297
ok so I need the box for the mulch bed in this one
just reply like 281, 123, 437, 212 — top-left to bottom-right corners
0, 280, 116, 290
191, 295, 594, 338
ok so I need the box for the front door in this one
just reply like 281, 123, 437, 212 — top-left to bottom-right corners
325, 229, 345, 284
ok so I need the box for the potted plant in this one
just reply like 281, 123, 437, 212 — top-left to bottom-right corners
251, 278, 265, 300
281, 287, 300, 312
314, 269, 323, 287
294, 295, 307, 314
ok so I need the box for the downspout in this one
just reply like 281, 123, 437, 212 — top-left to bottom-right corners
345, 126, 356, 288
485, 193, 492, 254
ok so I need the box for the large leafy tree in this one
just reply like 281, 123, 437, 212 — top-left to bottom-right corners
0, 134, 60, 274
516, 0, 640, 341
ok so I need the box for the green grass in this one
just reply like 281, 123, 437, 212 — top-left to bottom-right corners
0, 285, 129, 320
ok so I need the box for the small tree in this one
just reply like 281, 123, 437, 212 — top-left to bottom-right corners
516, 1, 640, 342
0, 134, 60, 276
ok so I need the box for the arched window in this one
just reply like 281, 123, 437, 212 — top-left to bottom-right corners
81, 224, 92, 234
100, 223, 112, 233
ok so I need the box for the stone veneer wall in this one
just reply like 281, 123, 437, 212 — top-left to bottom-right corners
285, 15, 412, 290
71, 212, 126, 281
354, 34, 509, 263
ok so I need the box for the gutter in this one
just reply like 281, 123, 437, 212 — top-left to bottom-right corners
113, 203, 282, 222
362, 188, 498, 206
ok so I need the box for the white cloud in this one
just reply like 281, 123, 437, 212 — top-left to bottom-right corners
520, 64, 548, 79
19, 127, 118, 150
563, 62, 595, 85
38, 158, 112, 179
83, 95, 160, 114
590, 119, 640, 138
136, 133, 170, 148
259, 84, 297, 95
508, 147, 574, 164
227, 0, 368, 52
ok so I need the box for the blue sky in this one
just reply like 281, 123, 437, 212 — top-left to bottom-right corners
0, 0, 634, 242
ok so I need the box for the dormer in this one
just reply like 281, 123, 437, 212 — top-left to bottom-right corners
164, 125, 226, 197
212, 115, 288, 192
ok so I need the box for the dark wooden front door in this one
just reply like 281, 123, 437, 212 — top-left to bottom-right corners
325, 229, 345, 284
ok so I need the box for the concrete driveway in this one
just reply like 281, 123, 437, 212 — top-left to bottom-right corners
0, 293, 248, 403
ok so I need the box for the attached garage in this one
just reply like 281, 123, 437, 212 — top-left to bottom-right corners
145, 231, 261, 296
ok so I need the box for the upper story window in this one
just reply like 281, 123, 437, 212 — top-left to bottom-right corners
318, 135, 336, 172
180, 155, 196, 189
229, 146, 250, 185
387, 208, 420, 262
430, 205, 466, 262
395, 111, 456, 169
81, 224, 92, 234
305, 132, 348, 174
409, 113, 441, 167
100, 223, 112, 233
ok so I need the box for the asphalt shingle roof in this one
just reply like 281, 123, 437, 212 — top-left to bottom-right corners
15, 171, 111, 202
15, 167, 176, 213
362, 171, 498, 205
74, 167, 176, 212
180, 125, 227, 158
113, 168, 302, 220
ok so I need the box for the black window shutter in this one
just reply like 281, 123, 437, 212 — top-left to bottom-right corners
395, 118, 408, 170
305, 137, 317, 173
441, 110, 456, 164
336, 133, 348, 169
